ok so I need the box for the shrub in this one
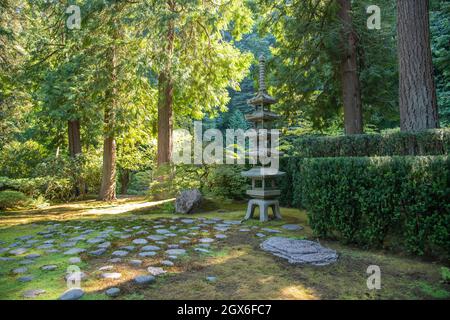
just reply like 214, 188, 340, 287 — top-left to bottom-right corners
0, 176, 73, 201
281, 156, 450, 258
204, 165, 248, 200
0, 190, 32, 210
286, 129, 450, 158
0, 140, 47, 178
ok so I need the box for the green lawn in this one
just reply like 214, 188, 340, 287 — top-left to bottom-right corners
0, 197, 448, 300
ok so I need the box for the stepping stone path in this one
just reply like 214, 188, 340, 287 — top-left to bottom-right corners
134, 275, 155, 285
147, 267, 166, 276
260, 237, 338, 266
105, 287, 120, 297
59, 288, 84, 300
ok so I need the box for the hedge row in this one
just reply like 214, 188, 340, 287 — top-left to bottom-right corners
286, 129, 450, 158
280, 156, 450, 258
0, 176, 73, 201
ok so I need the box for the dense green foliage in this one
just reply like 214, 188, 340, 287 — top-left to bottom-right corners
0, 190, 31, 210
284, 129, 450, 158
281, 156, 450, 258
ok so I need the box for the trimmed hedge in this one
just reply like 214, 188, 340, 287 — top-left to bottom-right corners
286, 129, 450, 158
280, 156, 450, 258
0, 190, 32, 210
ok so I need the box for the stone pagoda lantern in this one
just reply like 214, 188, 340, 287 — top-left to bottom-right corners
241, 55, 285, 222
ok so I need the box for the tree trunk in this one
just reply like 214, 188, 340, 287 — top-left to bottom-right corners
338, 0, 363, 135
398, 0, 439, 132
68, 120, 81, 157
120, 169, 130, 195
157, 1, 175, 166
98, 43, 118, 201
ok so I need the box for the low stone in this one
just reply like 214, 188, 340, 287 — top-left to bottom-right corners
155, 229, 171, 235
36, 244, 53, 250
99, 265, 114, 271
167, 244, 179, 249
98, 242, 111, 249
101, 272, 121, 280
68, 257, 81, 264
119, 246, 135, 251
19, 259, 35, 265
281, 224, 303, 231
147, 266, 166, 276
206, 276, 217, 282
87, 237, 106, 244
180, 219, 195, 224
223, 220, 241, 225
41, 264, 57, 271
130, 259, 142, 266
141, 245, 160, 251
111, 250, 129, 257
166, 249, 186, 255
12, 267, 28, 274
24, 253, 41, 259
133, 238, 148, 245
239, 228, 251, 232
260, 237, 338, 266
89, 248, 107, 256
17, 235, 34, 241
147, 235, 166, 241
105, 287, 121, 297
23, 289, 46, 298
261, 228, 281, 234
59, 288, 84, 300
215, 234, 227, 239
139, 251, 157, 257
63, 248, 86, 255
108, 258, 122, 263
60, 241, 78, 248
134, 275, 155, 285
0, 257, 14, 262
256, 233, 266, 238
199, 238, 214, 243
195, 248, 210, 253
161, 260, 174, 267
9, 248, 27, 255
175, 189, 202, 214
18, 275, 34, 282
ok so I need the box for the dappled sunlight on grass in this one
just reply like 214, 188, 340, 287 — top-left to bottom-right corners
279, 285, 318, 300
86, 199, 175, 215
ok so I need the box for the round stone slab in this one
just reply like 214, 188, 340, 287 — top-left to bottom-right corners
141, 245, 160, 251
147, 266, 166, 276
23, 289, 46, 299
101, 272, 121, 280
59, 288, 84, 300
134, 275, 155, 285
281, 224, 303, 231
260, 237, 338, 266
132, 239, 148, 245
166, 249, 186, 255
111, 250, 129, 257
105, 287, 120, 297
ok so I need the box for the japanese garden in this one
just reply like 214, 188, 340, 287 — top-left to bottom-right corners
0, 0, 449, 301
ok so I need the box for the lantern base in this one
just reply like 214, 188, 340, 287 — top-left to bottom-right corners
244, 199, 282, 222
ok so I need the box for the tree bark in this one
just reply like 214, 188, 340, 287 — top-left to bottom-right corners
68, 120, 81, 157
120, 168, 130, 195
398, 0, 439, 132
157, 1, 175, 166
98, 43, 118, 201
338, 0, 363, 135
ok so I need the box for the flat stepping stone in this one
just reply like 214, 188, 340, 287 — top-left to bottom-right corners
9, 248, 27, 255
23, 289, 46, 298
130, 259, 142, 266
223, 220, 241, 225
155, 229, 171, 234
87, 237, 106, 244
214, 227, 229, 232
147, 266, 166, 276
41, 265, 57, 271
166, 249, 186, 255
180, 219, 195, 224
24, 253, 41, 259
179, 240, 190, 244
199, 238, 214, 243
99, 265, 114, 271
68, 257, 81, 264
119, 245, 136, 251
132, 238, 148, 245
18, 275, 34, 282
260, 237, 338, 266
139, 251, 157, 257
89, 248, 107, 256
134, 275, 155, 285
60, 242, 78, 248
111, 250, 129, 257
261, 228, 281, 234
256, 233, 266, 238
239, 228, 251, 232
59, 288, 84, 300
141, 245, 161, 251
17, 235, 34, 241
101, 272, 121, 280
206, 276, 217, 282
36, 244, 53, 250
282, 224, 303, 231
195, 248, 210, 253
98, 242, 111, 249
197, 243, 210, 248
215, 234, 227, 239
63, 248, 86, 255
12, 267, 28, 274
161, 260, 174, 267
19, 259, 35, 265
109, 258, 122, 263
147, 235, 166, 241
105, 287, 121, 297
168, 244, 179, 249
